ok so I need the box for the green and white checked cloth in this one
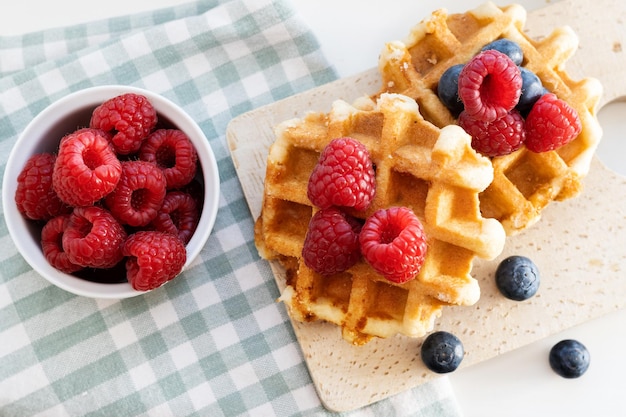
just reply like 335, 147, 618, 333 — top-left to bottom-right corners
0, 1, 464, 415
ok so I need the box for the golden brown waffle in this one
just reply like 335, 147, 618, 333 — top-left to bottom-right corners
375, 2, 603, 234
255, 93, 506, 344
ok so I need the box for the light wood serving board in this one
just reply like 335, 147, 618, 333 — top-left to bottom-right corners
227, 0, 626, 412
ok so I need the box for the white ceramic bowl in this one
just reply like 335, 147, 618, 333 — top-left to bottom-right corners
2, 85, 220, 299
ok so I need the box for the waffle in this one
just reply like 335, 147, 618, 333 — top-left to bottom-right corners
375, 2, 603, 234
255, 93, 506, 344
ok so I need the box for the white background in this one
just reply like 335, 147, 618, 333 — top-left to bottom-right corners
1, 1, 625, 416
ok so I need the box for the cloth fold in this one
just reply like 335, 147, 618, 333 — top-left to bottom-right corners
0, 1, 463, 415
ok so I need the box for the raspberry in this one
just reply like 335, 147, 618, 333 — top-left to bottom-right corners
90, 93, 157, 155
105, 160, 167, 227
61, 127, 112, 146
123, 231, 186, 291
178, 177, 205, 212
307, 137, 376, 211
41, 215, 83, 274
302, 207, 362, 276
15, 153, 71, 220
360, 207, 427, 284
150, 191, 199, 244
62, 206, 127, 269
458, 50, 522, 122
139, 129, 198, 189
524, 93, 582, 153
52, 128, 122, 207
458, 109, 526, 157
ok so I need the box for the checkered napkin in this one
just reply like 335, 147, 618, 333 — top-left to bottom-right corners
0, 0, 464, 415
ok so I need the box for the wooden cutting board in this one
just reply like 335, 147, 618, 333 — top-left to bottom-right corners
227, 0, 626, 411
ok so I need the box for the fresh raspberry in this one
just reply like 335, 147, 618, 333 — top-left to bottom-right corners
302, 207, 362, 276
105, 160, 167, 227
524, 93, 582, 153
41, 214, 83, 274
52, 128, 122, 207
15, 153, 71, 220
90, 93, 157, 155
61, 127, 112, 146
458, 109, 526, 157
139, 129, 198, 189
458, 50, 522, 122
150, 191, 199, 244
360, 207, 427, 284
62, 206, 127, 269
123, 231, 187, 291
307, 137, 376, 211
177, 177, 205, 212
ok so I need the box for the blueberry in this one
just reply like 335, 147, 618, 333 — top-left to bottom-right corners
481, 39, 523, 65
495, 255, 540, 301
549, 339, 590, 378
517, 67, 548, 116
421, 331, 464, 373
437, 64, 465, 117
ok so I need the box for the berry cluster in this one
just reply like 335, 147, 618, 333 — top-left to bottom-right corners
304, 137, 428, 284
15, 93, 202, 291
438, 39, 582, 157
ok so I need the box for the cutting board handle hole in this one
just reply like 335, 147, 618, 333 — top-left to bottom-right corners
596, 99, 626, 177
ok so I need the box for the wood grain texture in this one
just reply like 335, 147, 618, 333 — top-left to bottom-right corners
227, 0, 626, 411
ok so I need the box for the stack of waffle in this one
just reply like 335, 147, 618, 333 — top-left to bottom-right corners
254, 2, 602, 344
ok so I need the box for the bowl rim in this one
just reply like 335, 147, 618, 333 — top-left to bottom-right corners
2, 85, 220, 299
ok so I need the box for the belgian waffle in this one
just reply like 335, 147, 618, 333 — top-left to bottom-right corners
255, 93, 506, 344
375, 2, 603, 234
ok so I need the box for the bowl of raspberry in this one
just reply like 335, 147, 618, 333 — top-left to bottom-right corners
2, 85, 220, 298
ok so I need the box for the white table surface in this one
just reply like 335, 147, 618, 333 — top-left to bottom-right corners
2, 1, 625, 416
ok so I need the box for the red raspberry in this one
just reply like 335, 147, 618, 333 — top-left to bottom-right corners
307, 137, 376, 211
458, 50, 522, 122
139, 129, 198, 189
105, 160, 167, 227
524, 93, 582, 153
178, 177, 205, 212
90, 93, 157, 155
15, 153, 71, 220
302, 207, 362, 276
360, 207, 427, 284
62, 206, 127, 269
123, 231, 186, 291
458, 109, 526, 157
150, 191, 199, 244
52, 128, 122, 207
41, 214, 83, 274
61, 127, 112, 146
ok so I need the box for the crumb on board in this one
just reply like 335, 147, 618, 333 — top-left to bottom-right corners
613, 41, 623, 53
